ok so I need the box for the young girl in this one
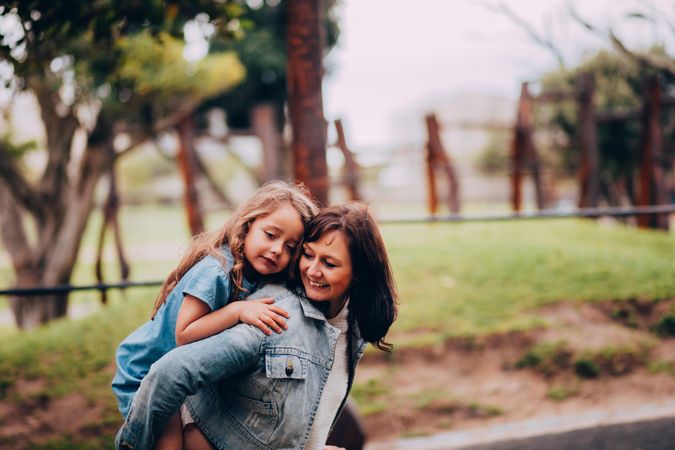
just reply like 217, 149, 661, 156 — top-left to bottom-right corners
112, 181, 318, 446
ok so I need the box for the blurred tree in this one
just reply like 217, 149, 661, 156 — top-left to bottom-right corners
0, 1, 245, 329
538, 48, 675, 206
202, 0, 340, 182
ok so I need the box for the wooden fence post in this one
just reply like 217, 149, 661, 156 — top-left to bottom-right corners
425, 113, 460, 214
576, 72, 599, 208
334, 119, 360, 201
638, 75, 669, 230
510, 84, 528, 212
514, 83, 546, 210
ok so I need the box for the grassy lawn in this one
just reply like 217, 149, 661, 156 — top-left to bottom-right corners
387, 218, 675, 344
0, 205, 673, 448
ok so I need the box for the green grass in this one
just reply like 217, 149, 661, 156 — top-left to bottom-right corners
385, 219, 675, 344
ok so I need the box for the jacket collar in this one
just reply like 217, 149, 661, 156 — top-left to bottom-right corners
298, 295, 329, 322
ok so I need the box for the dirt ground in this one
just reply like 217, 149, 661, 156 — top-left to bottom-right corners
359, 298, 675, 444
1, 299, 675, 449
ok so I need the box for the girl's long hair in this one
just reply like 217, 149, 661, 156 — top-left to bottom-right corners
294, 202, 398, 351
150, 180, 318, 319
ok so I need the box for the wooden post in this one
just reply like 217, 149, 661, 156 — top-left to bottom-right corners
576, 72, 599, 208
510, 83, 527, 212
94, 166, 130, 305
287, 0, 329, 206
425, 113, 460, 214
252, 103, 283, 182
176, 116, 205, 236
334, 119, 360, 201
425, 134, 439, 215
638, 76, 669, 230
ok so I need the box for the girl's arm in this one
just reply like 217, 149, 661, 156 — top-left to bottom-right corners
175, 294, 289, 346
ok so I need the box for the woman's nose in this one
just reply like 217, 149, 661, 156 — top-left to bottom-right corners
307, 261, 321, 277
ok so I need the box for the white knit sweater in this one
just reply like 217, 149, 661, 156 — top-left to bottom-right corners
304, 301, 350, 450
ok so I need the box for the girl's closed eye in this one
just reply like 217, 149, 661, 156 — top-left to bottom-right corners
264, 230, 276, 239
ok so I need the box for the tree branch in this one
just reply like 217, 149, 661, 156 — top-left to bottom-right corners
568, 2, 675, 77
0, 142, 44, 219
0, 183, 33, 274
153, 99, 201, 134
29, 77, 80, 200
609, 30, 675, 76
473, 0, 566, 69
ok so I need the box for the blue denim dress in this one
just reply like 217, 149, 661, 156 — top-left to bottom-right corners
116, 285, 366, 450
112, 247, 257, 418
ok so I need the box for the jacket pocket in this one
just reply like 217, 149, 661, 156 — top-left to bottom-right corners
265, 352, 308, 380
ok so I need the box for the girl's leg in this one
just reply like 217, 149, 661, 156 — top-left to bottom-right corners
183, 424, 216, 450
155, 412, 182, 450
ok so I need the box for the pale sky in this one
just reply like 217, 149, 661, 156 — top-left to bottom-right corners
323, 0, 675, 148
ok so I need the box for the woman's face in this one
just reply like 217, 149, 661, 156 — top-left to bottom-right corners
299, 230, 353, 316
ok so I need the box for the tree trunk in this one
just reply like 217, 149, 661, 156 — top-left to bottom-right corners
177, 116, 205, 236
0, 101, 115, 329
287, 0, 329, 205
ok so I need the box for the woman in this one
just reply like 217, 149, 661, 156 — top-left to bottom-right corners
116, 202, 398, 450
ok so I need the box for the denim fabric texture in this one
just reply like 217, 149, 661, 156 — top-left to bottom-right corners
116, 284, 366, 450
111, 247, 257, 418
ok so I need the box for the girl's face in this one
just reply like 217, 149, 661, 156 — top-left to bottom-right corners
299, 230, 354, 317
243, 204, 304, 277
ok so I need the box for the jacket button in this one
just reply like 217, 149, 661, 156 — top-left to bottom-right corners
286, 359, 294, 376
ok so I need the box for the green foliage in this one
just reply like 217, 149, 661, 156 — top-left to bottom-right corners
117, 31, 244, 101
547, 379, 580, 401
516, 341, 573, 377
350, 378, 391, 415
648, 360, 675, 377
574, 358, 600, 378
516, 342, 651, 378
593, 345, 651, 376
0, 134, 38, 159
653, 313, 675, 337
476, 131, 511, 175
518, 342, 653, 379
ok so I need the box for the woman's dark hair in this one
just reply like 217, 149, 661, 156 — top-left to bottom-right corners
294, 202, 398, 352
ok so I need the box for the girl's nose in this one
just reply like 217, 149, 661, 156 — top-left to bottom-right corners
270, 240, 282, 254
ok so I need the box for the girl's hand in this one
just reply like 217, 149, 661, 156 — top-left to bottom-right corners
238, 298, 289, 335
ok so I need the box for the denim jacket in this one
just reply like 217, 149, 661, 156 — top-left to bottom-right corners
116, 285, 366, 450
